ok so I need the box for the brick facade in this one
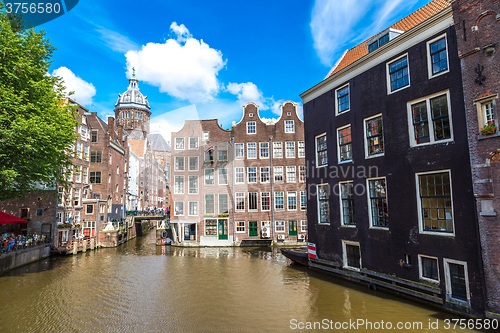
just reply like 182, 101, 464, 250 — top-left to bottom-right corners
451, 0, 500, 315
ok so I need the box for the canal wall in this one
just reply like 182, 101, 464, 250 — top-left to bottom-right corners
0, 244, 51, 275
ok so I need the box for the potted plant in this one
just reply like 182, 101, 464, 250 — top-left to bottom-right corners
480, 121, 497, 136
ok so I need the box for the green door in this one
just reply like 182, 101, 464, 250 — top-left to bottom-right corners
249, 221, 258, 237
218, 219, 228, 240
288, 221, 297, 236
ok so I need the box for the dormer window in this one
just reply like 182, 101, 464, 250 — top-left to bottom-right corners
367, 29, 401, 53
249, 113, 254, 117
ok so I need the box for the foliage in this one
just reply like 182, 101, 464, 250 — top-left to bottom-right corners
0, 4, 78, 200
480, 121, 497, 136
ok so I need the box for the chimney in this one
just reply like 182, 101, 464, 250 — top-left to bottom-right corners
117, 124, 124, 143
108, 116, 115, 140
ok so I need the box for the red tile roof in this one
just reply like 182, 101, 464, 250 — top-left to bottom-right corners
329, 0, 451, 77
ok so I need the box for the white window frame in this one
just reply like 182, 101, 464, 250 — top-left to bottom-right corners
342, 240, 361, 271
261, 192, 271, 211
337, 124, 353, 164
174, 175, 185, 194
364, 113, 385, 158
218, 168, 228, 185
286, 166, 296, 183
339, 180, 356, 228
218, 193, 229, 215
204, 169, 215, 186
248, 192, 259, 212
235, 167, 245, 184
188, 175, 199, 194
285, 141, 296, 158
235, 143, 244, 159
299, 165, 306, 183
287, 191, 297, 211
188, 137, 199, 150
300, 220, 308, 232
415, 169, 455, 237
259, 142, 270, 159
260, 166, 270, 183
188, 156, 199, 171
285, 120, 295, 133
386, 53, 410, 95
298, 141, 305, 158
205, 194, 215, 215
246, 121, 256, 134
300, 191, 306, 211
444, 258, 470, 305
407, 90, 453, 147
418, 254, 440, 283
175, 137, 185, 150
273, 142, 283, 158
247, 142, 257, 159
315, 133, 327, 168
335, 83, 350, 115
275, 220, 285, 233
247, 167, 257, 183
202, 131, 209, 141
236, 221, 246, 233
174, 156, 185, 171
366, 177, 389, 230
274, 166, 283, 182
188, 201, 199, 216
426, 33, 449, 79
174, 201, 184, 216
317, 183, 330, 225
274, 192, 284, 210
235, 192, 245, 212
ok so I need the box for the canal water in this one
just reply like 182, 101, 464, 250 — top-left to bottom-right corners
0, 232, 485, 333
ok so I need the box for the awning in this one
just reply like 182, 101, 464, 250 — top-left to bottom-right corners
0, 211, 28, 224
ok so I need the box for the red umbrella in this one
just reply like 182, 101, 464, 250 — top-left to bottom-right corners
0, 211, 27, 224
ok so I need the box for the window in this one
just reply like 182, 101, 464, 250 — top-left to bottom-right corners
259, 142, 269, 159
343, 241, 361, 270
316, 134, 327, 167
417, 171, 453, 234
248, 192, 258, 211
218, 149, 228, 161
188, 175, 198, 194
188, 201, 198, 216
236, 221, 245, 233
235, 167, 245, 184
116, 165, 120, 175
175, 137, 185, 150
275, 221, 285, 232
174, 176, 184, 194
260, 167, 270, 183
174, 201, 184, 216
247, 143, 257, 159
427, 35, 448, 77
261, 192, 270, 211
368, 33, 389, 53
205, 219, 217, 236
248, 167, 257, 183
368, 178, 388, 228
387, 54, 409, 93
273, 142, 283, 158
189, 137, 199, 150
274, 166, 283, 182
275, 192, 284, 210
205, 148, 214, 162
483, 101, 497, 129
419, 255, 439, 282
235, 143, 244, 159
202, 131, 209, 141
91, 130, 98, 143
84, 145, 89, 160
286, 166, 296, 183
218, 168, 228, 185
75, 167, 81, 183
86, 204, 94, 214
293, 191, 304, 213
57, 212, 63, 223
338, 126, 352, 163
204, 169, 214, 185
219, 194, 229, 214
188, 156, 199, 171
76, 142, 83, 159
300, 220, 308, 232
364, 115, 384, 157
236, 192, 245, 211
82, 167, 88, 184
205, 194, 215, 214
379, 33, 389, 46
247, 121, 256, 134
368, 41, 378, 53
285, 120, 295, 133
285, 141, 295, 158
90, 171, 101, 184
317, 184, 330, 224
90, 151, 102, 163
299, 165, 306, 182
298, 141, 305, 158
336, 84, 350, 113
409, 92, 452, 146
174, 156, 185, 171
338, 181, 355, 226
287, 191, 297, 210
444, 259, 470, 303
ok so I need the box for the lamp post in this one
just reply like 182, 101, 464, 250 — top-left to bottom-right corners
228, 137, 235, 244
269, 136, 274, 242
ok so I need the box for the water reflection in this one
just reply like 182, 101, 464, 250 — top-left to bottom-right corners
0, 232, 485, 332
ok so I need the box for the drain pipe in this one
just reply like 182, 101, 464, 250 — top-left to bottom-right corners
269, 136, 274, 243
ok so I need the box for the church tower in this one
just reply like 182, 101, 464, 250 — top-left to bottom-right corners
114, 69, 151, 140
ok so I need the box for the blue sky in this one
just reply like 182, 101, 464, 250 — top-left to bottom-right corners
42, 0, 432, 140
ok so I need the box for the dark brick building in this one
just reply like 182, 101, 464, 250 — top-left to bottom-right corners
301, 0, 485, 315
451, 0, 500, 317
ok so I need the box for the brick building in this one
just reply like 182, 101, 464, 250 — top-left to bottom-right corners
170, 101, 306, 246
451, 0, 500, 317
301, 0, 486, 316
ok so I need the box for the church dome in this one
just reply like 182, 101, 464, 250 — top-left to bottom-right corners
115, 74, 150, 112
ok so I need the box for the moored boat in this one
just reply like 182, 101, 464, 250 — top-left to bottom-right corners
280, 247, 308, 266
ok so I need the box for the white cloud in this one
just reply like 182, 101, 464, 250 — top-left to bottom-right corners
311, 0, 419, 67
125, 23, 226, 103
52, 67, 96, 106
150, 105, 200, 144
95, 26, 139, 53
225, 82, 286, 116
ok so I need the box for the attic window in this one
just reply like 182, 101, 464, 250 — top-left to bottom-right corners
368, 33, 389, 53
287, 112, 291, 116
249, 113, 254, 117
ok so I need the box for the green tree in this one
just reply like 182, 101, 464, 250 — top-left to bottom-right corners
0, 6, 78, 200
